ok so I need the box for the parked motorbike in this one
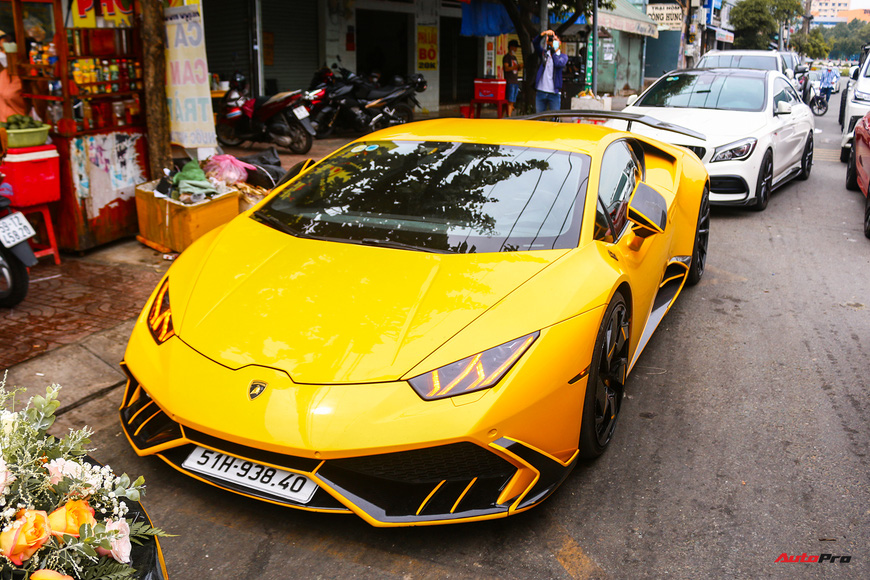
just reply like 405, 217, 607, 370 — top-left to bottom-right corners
307, 61, 426, 138
798, 71, 828, 116
0, 193, 38, 308
216, 73, 316, 154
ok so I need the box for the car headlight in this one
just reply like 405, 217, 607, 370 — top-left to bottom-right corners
408, 332, 539, 401
853, 90, 870, 102
147, 278, 175, 344
711, 138, 757, 163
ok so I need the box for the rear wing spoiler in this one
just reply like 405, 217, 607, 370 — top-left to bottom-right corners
517, 110, 706, 141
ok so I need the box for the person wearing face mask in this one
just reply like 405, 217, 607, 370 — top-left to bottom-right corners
533, 29, 567, 113
0, 32, 26, 121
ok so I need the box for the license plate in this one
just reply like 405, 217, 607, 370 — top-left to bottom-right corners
181, 446, 318, 504
0, 212, 36, 249
292, 106, 309, 119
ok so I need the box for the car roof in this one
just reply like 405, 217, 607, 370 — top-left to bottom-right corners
701, 49, 778, 56
679, 67, 771, 78
352, 118, 622, 157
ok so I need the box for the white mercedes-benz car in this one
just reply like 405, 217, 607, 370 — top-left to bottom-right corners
616, 68, 814, 211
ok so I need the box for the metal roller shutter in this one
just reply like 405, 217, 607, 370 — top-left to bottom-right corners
202, 0, 253, 83
261, 0, 319, 93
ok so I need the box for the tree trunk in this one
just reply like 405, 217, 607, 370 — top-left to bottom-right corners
141, 1, 172, 179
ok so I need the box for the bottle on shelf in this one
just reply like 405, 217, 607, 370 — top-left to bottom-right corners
82, 99, 93, 130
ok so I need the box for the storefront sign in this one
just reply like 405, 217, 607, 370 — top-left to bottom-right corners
714, 28, 734, 43
417, 25, 437, 71
164, 5, 216, 148
72, 0, 133, 28
646, 4, 684, 31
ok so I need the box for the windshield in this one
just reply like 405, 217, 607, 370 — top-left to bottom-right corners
697, 54, 779, 71
256, 141, 590, 254
636, 72, 766, 112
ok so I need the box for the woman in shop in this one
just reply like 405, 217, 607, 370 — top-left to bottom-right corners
0, 32, 27, 121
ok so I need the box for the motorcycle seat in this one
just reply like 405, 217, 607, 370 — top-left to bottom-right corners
366, 86, 397, 100
253, 95, 271, 112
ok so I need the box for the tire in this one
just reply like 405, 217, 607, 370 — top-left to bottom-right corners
0, 245, 29, 308
686, 186, 710, 286
811, 96, 828, 116
216, 123, 244, 147
846, 142, 860, 191
841, 146, 850, 163
578, 291, 630, 459
864, 194, 870, 239
393, 103, 414, 124
797, 135, 813, 181
839, 91, 847, 128
314, 122, 334, 139
286, 119, 313, 155
752, 151, 773, 212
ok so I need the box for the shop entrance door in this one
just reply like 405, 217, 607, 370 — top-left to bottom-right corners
356, 9, 411, 81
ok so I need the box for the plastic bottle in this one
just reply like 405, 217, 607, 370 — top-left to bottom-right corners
82, 99, 92, 130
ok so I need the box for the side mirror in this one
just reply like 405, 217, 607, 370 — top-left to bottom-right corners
775, 101, 792, 115
795, 65, 808, 74
852, 68, 860, 81
627, 182, 667, 239
274, 158, 316, 189
785, 68, 795, 79
625, 94, 639, 106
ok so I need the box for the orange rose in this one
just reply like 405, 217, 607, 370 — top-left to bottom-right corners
0, 509, 51, 566
31, 571, 74, 580
47, 500, 96, 539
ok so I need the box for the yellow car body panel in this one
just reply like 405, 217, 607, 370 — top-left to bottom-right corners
121, 118, 709, 526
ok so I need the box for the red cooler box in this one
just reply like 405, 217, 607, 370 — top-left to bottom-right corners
0, 144, 61, 207
473, 79, 506, 101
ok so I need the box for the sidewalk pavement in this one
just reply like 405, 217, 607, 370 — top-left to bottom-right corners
1, 97, 630, 411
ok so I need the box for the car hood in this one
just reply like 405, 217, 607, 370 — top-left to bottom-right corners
621, 106, 768, 148
175, 217, 569, 384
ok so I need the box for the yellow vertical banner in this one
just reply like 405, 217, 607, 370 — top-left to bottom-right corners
71, 0, 97, 28
417, 25, 437, 71
164, 4, 216, 147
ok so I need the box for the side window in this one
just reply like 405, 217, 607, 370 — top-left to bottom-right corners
784, 83, 800, 104
772, 79, 791, 109
596, 141, 640, 241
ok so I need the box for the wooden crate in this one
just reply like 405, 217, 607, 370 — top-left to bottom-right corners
134, 180, 239, 253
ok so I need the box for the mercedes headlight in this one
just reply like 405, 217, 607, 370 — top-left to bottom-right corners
711, 138, 757, 163
147, 279, 175, 344
408, 332, 539, 401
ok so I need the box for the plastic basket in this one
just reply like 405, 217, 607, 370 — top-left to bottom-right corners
6, 125, 50, 148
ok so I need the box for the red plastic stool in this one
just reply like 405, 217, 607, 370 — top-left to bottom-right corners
12, 203, 61, 265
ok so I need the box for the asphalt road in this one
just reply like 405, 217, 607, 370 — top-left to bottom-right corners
44, 96, 870, 579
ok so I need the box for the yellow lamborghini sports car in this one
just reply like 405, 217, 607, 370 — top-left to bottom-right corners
120, 113, 710, 527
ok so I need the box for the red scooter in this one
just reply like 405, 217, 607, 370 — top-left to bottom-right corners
216, 73, 316, 154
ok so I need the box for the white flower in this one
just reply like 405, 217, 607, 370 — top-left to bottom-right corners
0, 458, 14, 495
96, 518, 132, 563
0, 410, 16, 435
45, 457, 85, 484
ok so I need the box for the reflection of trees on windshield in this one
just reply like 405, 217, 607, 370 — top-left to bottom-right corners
263, 141, 587, 254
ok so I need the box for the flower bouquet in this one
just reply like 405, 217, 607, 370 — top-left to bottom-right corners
0, 379, 168, 580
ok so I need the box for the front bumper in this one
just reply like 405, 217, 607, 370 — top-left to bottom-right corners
119, 368, 577, 526
841, 100, 870, 149
705, 155, 764, 206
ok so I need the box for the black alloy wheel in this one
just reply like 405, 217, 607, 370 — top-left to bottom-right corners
846, 143, 860, 191
864, 194, 870, 239
752, 151, 773, 212
579, 291, 630, 459
687, 186, 710, 286
797, 135, 813, 181
0, 246, 29, 308
216, 123, 244, 147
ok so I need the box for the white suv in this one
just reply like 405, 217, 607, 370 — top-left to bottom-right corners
696, 49, 803, 89
840, 48, 870, 162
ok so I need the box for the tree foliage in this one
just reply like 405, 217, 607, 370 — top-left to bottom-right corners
730, 0, 777, 50
790, 29, 832, 59
821, 19, 870, 60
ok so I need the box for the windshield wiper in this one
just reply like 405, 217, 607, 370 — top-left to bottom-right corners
252, 210, 300, 237
360, 238, 449, 254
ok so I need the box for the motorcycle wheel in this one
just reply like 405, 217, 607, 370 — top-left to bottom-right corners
394, 103, 414, 124
216, 123, 244, 147
286, 118, 313, 155
314, 121, 334, 139
0, 245, 29, 308
811, 97, 828, 116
